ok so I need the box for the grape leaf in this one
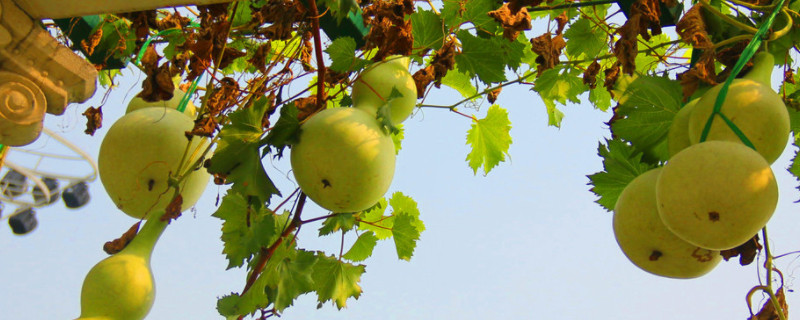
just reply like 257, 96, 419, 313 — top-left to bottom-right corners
217, 242, 316, 316
262, 103, 300, 157
212, 192, 280, 269
263, 245, 318, 312
635, 34, 672, 73
441, 69, 479, 100
441, 0, 500, 33
589, 84, 612, 112
454, 30, 507, 84
342, 231, 378, 262
208, 101, 281, 203
391, 124, 404, 154
787, 108, 800, 193
466, 105, 512, 175
392, 214, 420, 261
231, 1, 253, 27
319, 213, 357, 236
610, 74, 682, 163
411, 9, 444, 54
357, 198, 393, 239
534, 66, 588, 127
587, 139, 657, 211
312, 253, 366, 309
388, 192, 425, 233
564, 18, 608, 60
326, 37, 370, 72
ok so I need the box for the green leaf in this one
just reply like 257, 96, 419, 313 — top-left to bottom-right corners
564, 18, 608, 60
388, 192, 425, 233
589, 83, 612, 112
319, 213, 357, 236
391, 123, 404, 154
263, 245, 318, 312
342, 231, 378, 262
534, 67, 588, 127
455, 30, 507, 84
441, 0, 499, 33
326, 37, 370, 72
411, 9, 444, 54
357, 198, 393, 239
441, 69, 478, 100
212, 192, 279, 269
262, 103, 300, 157
491, 34, 525, 71
534, 66, 588, 106
312, 253, 365, 309
635, 34, 671, 73
231, 1, 253, 27
587, 139, 657, 211
216, 294, 241, 317
392, 214, 420, 261
466, 105, 513, 175
163, 32, 187, 60
610, 74, 682, 163
787, 108, 800, 193
208, 102, 281, 203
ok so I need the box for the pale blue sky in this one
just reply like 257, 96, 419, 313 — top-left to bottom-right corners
3, 20, 800, 320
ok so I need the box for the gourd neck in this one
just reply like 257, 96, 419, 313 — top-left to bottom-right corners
120, 214, 168, 260
743, 52, 774, 87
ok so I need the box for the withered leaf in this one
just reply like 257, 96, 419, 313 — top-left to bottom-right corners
248, 42, 271, 74
295, 96, 321, 122
488, 87, 502, 104
488, 4, 532, 41
161, 193, 183, 222
720, 234, 761, 266
363, 0, 415, 60
603, 63, 621, 94
613, 0, 663, 74
80, 28, 103, 56
137, 63, 176, 102
554, 11, 568, 35
186, 116, 219, 138
531, 32, 566, 75
412, 65, 435, 98
204, 77, 240, 116
678, 49, 716, 101
750, 287, 788, 320
103, 221, 141, 255
583, 61, 601, 89
82, 106, 103, 136
676, 5, 712, 49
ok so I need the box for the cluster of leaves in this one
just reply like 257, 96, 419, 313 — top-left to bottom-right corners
53, 0, 800, 317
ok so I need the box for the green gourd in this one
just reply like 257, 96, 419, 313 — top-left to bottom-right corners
687, 52, 790, 164
75, 215, 167, 320
351, 56, 417, 125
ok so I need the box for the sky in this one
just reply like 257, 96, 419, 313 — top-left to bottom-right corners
2, 18, 800, 320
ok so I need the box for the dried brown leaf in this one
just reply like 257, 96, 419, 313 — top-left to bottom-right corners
103, 221, 141, 255
531, 32, 566, 75
363, 0, 415, 60
554, 11, 568, 35
750, 287, 788, 320
488, 88, 502, 104
678, 50, 717, 101
583, 61, 601, 89
412, 65, 435, 98
80, 29, 103, 56
720, 234, 761, 266
248, 43, 272, 74
488, 4, 532, 41
603, 63, 620, 95
82, 106, 103, 136
161, 193, 183, 222
676, 5, 712, 49
186, 116, 219, 138
295, 96, 321, 122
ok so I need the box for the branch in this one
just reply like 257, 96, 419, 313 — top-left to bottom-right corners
307, 0, 327, 106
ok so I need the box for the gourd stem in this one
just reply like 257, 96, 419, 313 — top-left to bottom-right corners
122, 215, 168, 259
